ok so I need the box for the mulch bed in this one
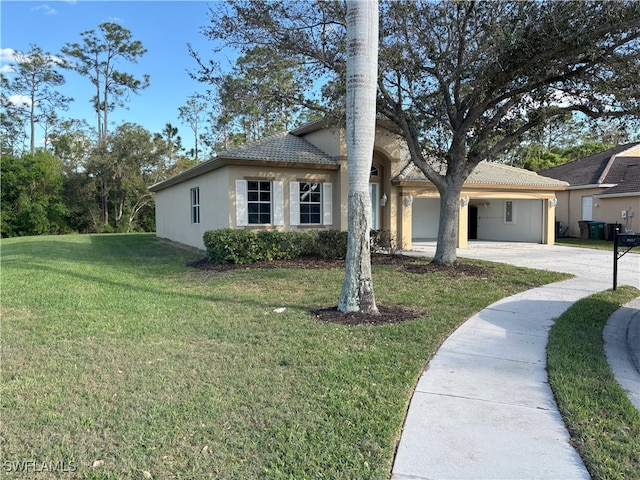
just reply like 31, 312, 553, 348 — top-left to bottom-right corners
187, 253, 494, 325
311, 305, 425, 326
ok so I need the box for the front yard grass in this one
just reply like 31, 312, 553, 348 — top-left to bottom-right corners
557, 237, 640, 253
547, 287, 640, 480
1, 233, 568, 479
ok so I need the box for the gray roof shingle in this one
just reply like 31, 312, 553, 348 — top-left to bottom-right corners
540, 143, 640, 188
597, 163, 640, 195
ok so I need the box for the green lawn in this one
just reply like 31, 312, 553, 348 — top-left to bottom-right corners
1, 233, 569, 479
548, 288, 640, 480
557, 236, 640, 253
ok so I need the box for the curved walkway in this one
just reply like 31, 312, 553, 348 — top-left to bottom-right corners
391, 242, 640, 480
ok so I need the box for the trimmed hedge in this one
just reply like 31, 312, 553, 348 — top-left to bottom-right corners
203, 228, 392, 265
203, 229, 260, 265
313, 230, 348, 260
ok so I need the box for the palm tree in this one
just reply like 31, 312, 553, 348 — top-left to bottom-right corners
338, 0, 379, 314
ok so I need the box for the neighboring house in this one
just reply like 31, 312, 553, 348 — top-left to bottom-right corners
541, 143, 640, 238
149, 120, 567, 251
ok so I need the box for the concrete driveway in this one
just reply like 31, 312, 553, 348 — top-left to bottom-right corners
411, 241, 640, 289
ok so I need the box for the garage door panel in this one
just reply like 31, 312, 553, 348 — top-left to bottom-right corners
412, 198, 440, 239
476, 200, 542, 242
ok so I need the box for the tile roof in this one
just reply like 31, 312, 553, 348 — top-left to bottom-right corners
149, 132, 337, 192
218, 131, 337, 165
393, 161, 568, 188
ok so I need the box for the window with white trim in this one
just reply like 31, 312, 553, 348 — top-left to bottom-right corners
235, 180, 284, 227
247, 180, 272, 224
190, 187, 200, 224
299, 182, 322, 224
290, 182, 332, 226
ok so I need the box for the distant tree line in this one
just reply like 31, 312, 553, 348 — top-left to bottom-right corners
1, 21, 317, 237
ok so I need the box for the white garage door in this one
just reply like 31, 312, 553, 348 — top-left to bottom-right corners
412, 198, 440, 240
411, 198, 544, 243
476, 199, 543, 242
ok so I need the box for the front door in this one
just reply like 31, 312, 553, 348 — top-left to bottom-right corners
468, 205, 478, 240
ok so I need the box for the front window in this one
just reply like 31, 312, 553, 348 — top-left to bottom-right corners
191, 187, 200, 224
370, 183, 379, 229
247, 180, 272, 224
299, 182, 322, 224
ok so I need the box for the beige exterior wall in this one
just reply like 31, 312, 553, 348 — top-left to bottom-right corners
595, 196, 640, 234
617, 145, 640, 157
301, 128, 344, 158
154, 168, 231, 250
556, 187, 639, 237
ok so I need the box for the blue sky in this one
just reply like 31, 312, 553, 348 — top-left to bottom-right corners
1, 0, 232, 151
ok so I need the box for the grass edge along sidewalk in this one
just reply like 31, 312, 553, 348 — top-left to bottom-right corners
547, 286, 640, 480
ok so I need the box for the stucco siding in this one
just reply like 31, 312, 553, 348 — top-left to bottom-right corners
595, 197, 640, 233
154, 169, 230, 250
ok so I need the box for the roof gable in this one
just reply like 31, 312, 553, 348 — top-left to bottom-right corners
596, 162, 640, 196
540, 143, 640, 186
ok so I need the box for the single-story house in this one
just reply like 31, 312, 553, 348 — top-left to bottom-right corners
541, 143, 640, 238
149, 120, 568, 251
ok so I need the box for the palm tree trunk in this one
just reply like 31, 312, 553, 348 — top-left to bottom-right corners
338, 0, 379, 314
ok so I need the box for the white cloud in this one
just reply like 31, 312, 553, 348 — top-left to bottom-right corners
0, 48, 18, 64
8, 95, 32, 107
31, 4, 58, 15
0, 64, 14, 74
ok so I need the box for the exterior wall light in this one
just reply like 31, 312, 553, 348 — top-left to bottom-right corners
380, 193, 388, 207
549, 198, 558, 208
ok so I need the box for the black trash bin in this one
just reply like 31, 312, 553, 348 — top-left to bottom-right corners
605, 223, 620, 241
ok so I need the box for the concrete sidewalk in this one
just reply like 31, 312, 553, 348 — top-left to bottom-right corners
391, 242, 640, 480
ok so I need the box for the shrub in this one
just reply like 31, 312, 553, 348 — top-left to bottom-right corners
371, 229, 397, 254
204, 229, 317, 264
313, 230, 348, 260
203, 229, 259, 265
203, 228, 394, 265
277, 231, 315, 259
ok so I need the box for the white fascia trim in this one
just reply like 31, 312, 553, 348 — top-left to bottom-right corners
595, 191, 640, 199
567, 184, 617, 190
